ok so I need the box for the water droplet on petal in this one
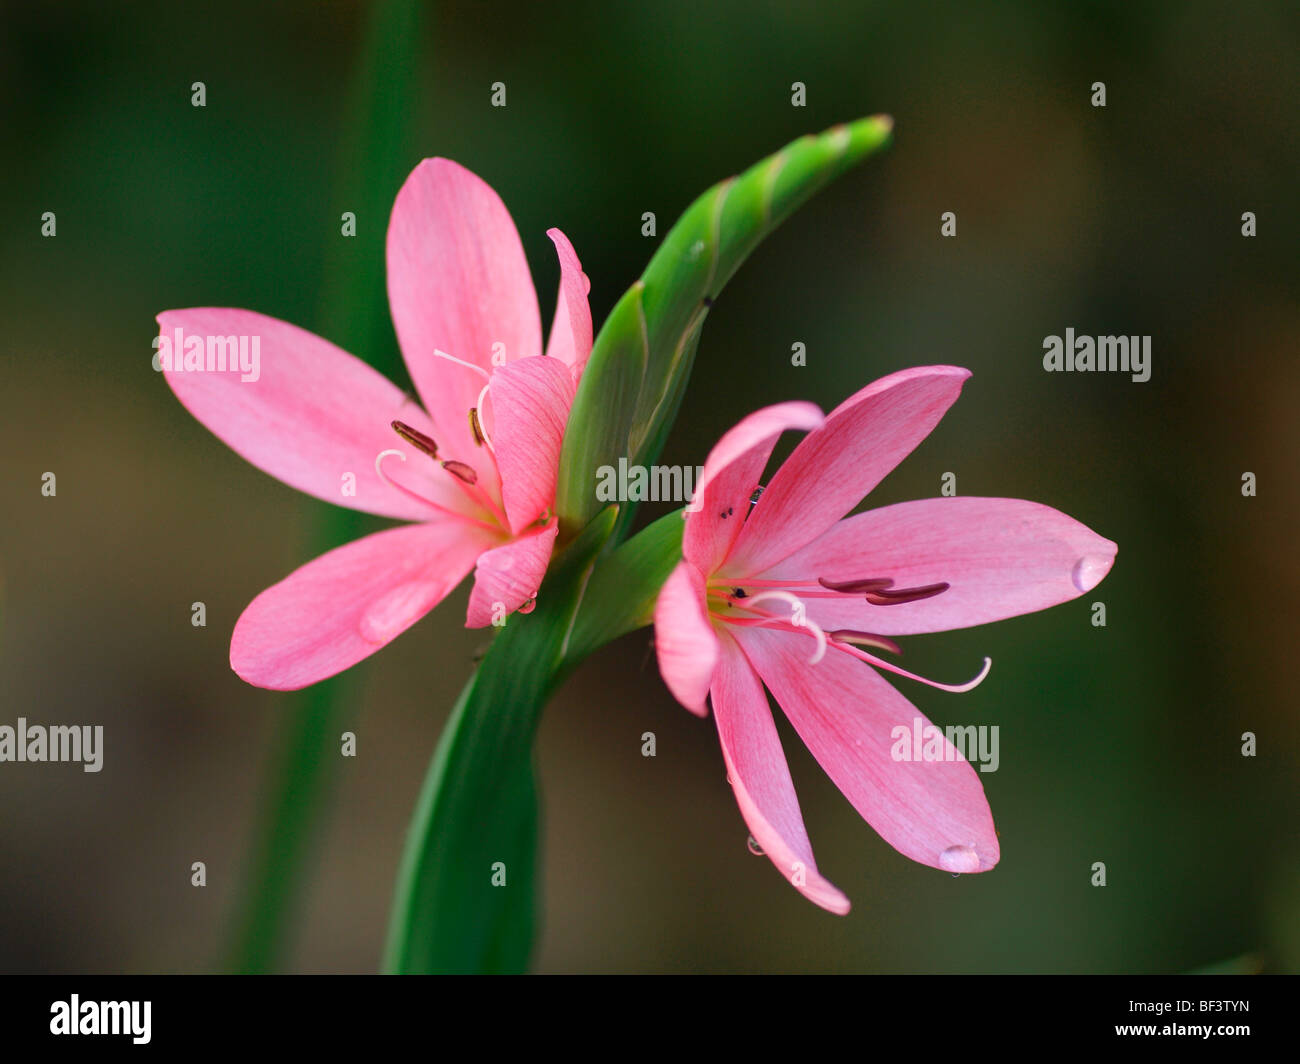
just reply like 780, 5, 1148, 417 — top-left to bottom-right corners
359, 582, 439, 644
746, 835, 765, 856
939, 844, 980, 874
1071, 554, 1110, 593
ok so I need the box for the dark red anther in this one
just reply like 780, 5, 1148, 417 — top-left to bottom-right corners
441, 459, 479, 485
818, 575, 950, 605
392, 420, 439, 459
827, 630, 903, 655
818, 576, 896, 594
863, 582, 949, 605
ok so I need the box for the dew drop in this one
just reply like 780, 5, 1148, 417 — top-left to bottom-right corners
1071, 554, 1109, 593
938, 844, 980, 874
746, 835, 765, 856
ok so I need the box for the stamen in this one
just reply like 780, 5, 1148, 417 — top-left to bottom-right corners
864, 582, 949, 605
432, 348, 491, 383
441, 459, 479, 485
473, 383, 496, 452
818, 576, 896, 594
373, 449, 496, 531
835, 641, 992, 694
391, 420, 439, 459
827, 629, 903, 656
742, 590, 827, 664
817, 575, 951, 605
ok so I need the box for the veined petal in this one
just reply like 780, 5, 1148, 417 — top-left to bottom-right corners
466, 519, 558, 628
683, 401, 824, 575
158, 308, 460, 522
543, 228, 593, 375
726, 366, 970, 577
653, 562, 718, 716
767, 497, 1118, 635
387, 158, 543, 466
736, 625, 1000, 876
231, 519, 495, 690
489, 355, 576, 534
712, 633, 851, 914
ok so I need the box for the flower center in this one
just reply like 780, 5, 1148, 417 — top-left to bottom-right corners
375, 419, 509, 533
706, 572, 990, 692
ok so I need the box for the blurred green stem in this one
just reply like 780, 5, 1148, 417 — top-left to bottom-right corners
225, 0, 423, 973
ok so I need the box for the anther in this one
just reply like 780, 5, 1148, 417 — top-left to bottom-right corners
468, 407, 486, 446
818, 576, 895, 594
863, 582, 949, 605
828, 630, 903, 655
441, 459, 479, 485
391, 420, 439, 459
817, 576, 950, 605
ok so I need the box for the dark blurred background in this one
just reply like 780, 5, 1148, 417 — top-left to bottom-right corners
1, 0, 1297, 973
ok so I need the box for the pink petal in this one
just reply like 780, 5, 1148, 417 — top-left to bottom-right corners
387, 158, 543, 465
652, 562, 719, 716
735, 625, 1000, 876
712, 634, 851, 914
542, 228, 593, 377
683, 401, 824, 575
465, 519, 559, 628
488, 355, 576, 534
725, 366, 971, 577
766, 497, 1117, 635
231, 520, 496, 690
158, 308, 462, 522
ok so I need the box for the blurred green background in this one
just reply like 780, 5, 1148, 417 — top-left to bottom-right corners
2, 0, 1297, 973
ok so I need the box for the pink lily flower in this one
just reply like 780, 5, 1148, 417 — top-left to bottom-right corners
158, 159, 593, 690
654, 366, 1116, 913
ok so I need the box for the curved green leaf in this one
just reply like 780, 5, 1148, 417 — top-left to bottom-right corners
556, 115, 894, 540
563, 508, 684, 665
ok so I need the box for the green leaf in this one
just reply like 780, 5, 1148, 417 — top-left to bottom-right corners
383, 507, 618, 974
552, 282, 648, 534
555, 115, 894, 541
564, 508, 684, 664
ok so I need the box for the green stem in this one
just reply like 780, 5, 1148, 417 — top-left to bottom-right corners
224, 0, 423, 973
383, 509, 617, 974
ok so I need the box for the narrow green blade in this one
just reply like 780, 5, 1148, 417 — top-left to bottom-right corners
563, 508, 684, 664
555, 115, 893, 539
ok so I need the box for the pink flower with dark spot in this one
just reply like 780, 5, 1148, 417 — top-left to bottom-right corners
654, 366, 1116, 912
159, 159, 592, 690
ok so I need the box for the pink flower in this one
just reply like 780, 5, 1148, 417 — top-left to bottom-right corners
159, 159, 592, 690
654, 366, 1116, 913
